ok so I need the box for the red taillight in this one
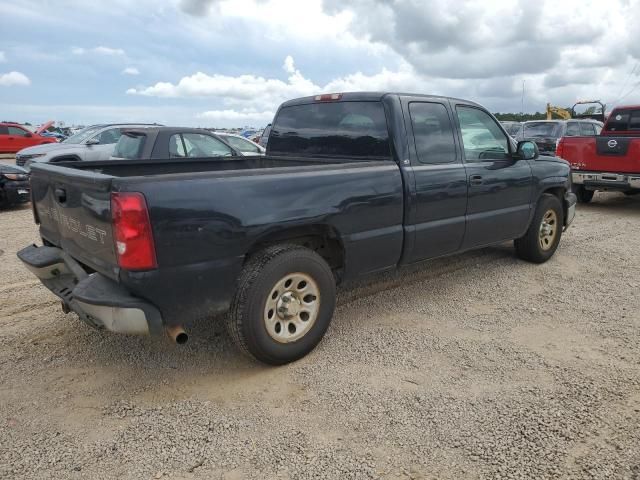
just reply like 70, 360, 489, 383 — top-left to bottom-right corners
314, 93, 342, 102
111, 192, 157, 270
555, 137, 564, 158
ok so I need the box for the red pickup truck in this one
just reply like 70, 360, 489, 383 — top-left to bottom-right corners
556, 105, 640, 202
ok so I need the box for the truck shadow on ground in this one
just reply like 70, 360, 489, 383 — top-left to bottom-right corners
580, 191, 640, 214
57, 242, 518, 384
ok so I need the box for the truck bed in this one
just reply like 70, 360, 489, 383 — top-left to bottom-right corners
54, 155, 352, 177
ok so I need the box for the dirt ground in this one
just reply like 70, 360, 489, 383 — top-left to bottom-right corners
1, 193, 639, 479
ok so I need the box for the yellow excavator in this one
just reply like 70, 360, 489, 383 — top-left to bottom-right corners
546, 103, 572, 120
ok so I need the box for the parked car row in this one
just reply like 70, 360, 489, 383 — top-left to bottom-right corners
15, 124, 267, 170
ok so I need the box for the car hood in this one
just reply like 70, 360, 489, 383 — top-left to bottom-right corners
17, 142, 85, 156
0, 163, 28, 175
35, 120, 55, 135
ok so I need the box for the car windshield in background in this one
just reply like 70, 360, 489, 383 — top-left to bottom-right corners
523, 122, 561, 138
62, 125, 103, 144
113, 134, 145, 159
505, 123, 521, 136
269, 101, 391, 158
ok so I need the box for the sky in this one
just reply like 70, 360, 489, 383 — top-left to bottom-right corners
1, 0, 640, 127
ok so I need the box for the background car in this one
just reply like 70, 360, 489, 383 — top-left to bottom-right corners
215, 132, 266, 155
500, 121, 522, 138
110, 127, 240, 160
15, 123, 160, 169
0, 122, 58, 153
258, 124, 271, 147
516, 119, 603, 155
0, 163, 30, 208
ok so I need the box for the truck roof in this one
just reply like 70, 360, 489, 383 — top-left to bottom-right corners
279, 91, 484, 108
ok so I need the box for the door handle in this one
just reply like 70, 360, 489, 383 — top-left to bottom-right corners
54, 187, 67, 203
469, 175, 483, 185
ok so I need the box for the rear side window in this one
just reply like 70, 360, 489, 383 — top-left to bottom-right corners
269, 101, 391, 159
0, 126, 9, 135
579, 123, 596, 136
606, 110, 640, 131
566, 123, 581, 136
409, 102, 456, 164
182, 133, 234, 157
8, 126, 28, 136
113, 134, 146, 159
224, 135, 260, 153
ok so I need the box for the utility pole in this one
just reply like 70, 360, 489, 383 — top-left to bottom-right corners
521, 80, 525, 119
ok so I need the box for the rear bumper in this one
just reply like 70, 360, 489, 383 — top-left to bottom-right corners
572, 171, 640, 190
17, 244, 163, 336
564, 191, 577, 229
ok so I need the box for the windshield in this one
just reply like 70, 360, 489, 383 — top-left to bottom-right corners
523, 122, 561, 138
62, 125, 103, 144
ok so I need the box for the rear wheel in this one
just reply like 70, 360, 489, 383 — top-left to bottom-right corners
227, 245, 336, 365
515, 194, 564, 263
573, 185, 594, 203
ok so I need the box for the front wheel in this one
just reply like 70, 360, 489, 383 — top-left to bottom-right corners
515, 194, 564, 263
227, 245, 336, 365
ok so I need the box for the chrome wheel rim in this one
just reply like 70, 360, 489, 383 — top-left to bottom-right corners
539, 209, 558, 251
264, 272, 320, 343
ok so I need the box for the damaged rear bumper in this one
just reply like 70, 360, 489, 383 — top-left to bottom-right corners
17, 244, 163, 335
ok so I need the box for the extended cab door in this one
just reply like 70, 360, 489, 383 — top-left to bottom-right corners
401, 98, 468, 263
454, 105, 533, 249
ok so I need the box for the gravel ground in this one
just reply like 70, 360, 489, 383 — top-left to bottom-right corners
1, 192, 639, 479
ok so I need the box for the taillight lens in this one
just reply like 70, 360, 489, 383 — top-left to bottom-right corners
555, 138, 564, 158
111, 192, 157, 270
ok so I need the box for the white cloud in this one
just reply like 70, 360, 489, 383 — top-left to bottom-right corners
127, 56, 319, 109
122, 67, 140, 75
72, 46, 126, 56
0, 71, 31, 87
0, 51, 6, 63
197, 109, 274, 125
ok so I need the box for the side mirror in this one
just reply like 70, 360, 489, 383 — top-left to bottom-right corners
25, 132, 33, 138
516, 140, 539, 160
86, 138, 100, 145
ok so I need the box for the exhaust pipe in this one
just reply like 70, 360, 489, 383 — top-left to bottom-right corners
166, 325, 188, 345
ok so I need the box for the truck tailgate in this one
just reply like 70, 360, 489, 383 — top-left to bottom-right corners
564, 136, 640, 173
30, 163, 119, 279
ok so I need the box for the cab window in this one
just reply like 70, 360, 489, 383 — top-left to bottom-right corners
409, 102, 456, 164
456, 106, 509, 161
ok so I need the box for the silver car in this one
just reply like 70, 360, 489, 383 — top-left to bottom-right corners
215, 132, 266, 155
16, 123, 160, 169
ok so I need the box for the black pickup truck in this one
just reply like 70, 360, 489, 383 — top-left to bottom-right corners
18, 92, 576, 364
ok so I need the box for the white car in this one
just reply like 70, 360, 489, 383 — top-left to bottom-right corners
215, 133, 266, 156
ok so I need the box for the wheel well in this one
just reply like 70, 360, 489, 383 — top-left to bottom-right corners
542, 186, 566, 219
247, 226, 345, 278
50, 155, 82, 163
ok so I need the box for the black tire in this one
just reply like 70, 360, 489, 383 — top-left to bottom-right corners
227, 244, 336, 365
515, 193, 564, 264
573, 185, 594, 203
